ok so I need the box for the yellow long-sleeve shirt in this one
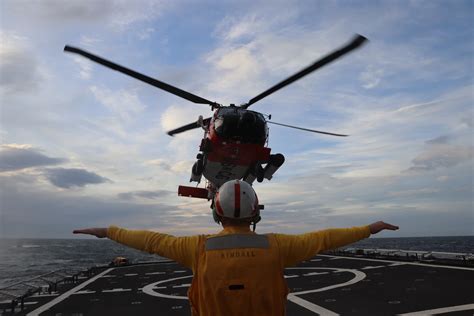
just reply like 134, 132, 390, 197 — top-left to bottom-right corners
108, 225, 370, 315
107, 225, 371, 270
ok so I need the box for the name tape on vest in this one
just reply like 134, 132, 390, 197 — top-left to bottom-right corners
205, 234, 269, 250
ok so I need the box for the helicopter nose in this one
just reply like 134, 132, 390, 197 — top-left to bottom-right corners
241, 112, 256, 124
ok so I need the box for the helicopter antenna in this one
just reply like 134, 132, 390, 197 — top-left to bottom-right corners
242, 34, 368, 109
64, 46, 220, 107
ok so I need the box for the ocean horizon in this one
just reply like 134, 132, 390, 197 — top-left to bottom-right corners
1, 235, 473, 288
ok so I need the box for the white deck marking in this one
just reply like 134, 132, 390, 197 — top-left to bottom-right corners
317, 254, 474, 271
143, 267, 365, 314
145, 272, 165, 275
26, 268, 114, 316
173, 270, 187, 273
288, 295, 339, 315
302, 272, 328, 276
310, 259, 322, 262
102, 288, 132, 293
389, 262, 407, 267
142, 275, 192, 300
284, 274, 299, 279
361, 265, 387, 270
172, 284, 191, 288
286, 267, 366, 295
73, 290, 96, 295
124, 273, 138, 276
398, 303, 474, 315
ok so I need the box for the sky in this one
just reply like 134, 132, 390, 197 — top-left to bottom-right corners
0, 0, 472, 238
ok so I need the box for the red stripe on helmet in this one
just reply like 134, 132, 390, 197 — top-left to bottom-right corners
215, 192, 224, 216
234, 182, 241, 218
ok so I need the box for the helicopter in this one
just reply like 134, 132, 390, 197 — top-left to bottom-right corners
64, 34, 367, 202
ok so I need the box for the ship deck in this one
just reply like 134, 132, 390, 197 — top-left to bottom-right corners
3, 254, 474, 316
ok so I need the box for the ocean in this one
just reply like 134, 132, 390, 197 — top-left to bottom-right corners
1, 236, 473, 288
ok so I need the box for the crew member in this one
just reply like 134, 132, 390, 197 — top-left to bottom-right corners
74, 180, 398, 316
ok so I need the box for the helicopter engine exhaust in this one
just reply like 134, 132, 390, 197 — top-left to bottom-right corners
263, 154, 285, 181
244, 154, 285, 184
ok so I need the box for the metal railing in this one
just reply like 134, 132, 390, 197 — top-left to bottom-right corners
329, 247, 474, 266
0, 267, 103, 314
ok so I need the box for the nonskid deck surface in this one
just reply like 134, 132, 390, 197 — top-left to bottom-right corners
8, 255, 474, 316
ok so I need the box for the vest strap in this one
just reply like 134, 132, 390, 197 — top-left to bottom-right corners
205, 234, 269, 250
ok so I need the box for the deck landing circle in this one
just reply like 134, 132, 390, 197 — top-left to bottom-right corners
141, 266, 365, 306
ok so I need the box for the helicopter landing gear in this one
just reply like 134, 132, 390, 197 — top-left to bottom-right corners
190, 153, 204, 183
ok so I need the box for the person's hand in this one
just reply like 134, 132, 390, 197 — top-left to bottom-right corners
369, 221, 399, 234
73, 227, 108, 238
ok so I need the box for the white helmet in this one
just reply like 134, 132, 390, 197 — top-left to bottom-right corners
213, 180, 261, 226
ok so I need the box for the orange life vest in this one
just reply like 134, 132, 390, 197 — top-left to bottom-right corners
188, 233, 288, 316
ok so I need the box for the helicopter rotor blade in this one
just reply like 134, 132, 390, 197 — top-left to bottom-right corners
243, 34, 368, 109
167, 117, 211, 136
267, 121, 348, 137
64, 45, 218, 107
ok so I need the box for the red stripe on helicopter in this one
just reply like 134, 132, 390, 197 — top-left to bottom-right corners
206, 139, 271, 165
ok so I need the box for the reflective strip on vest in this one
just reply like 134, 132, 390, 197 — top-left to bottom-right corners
205, 234, 269, 251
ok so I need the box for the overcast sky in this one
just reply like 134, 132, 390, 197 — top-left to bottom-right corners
0, 0, 472, 238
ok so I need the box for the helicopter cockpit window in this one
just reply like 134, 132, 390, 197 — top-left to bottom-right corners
214, 108, 267, 144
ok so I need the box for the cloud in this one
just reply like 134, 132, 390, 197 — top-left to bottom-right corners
160, 104, 207, 132
205, 46, 261, 95
159, 104, 209, 161
44, 168, 110, 188
90, 86, 146, 121
0, 172, 211, 238
425, 135, 450, 145
0, 145, 66, 172
138, 27, 155, 40
145, 159, 193, 174
0, 31, 43, 94
118, 190, 173, 200
73, 57, 93, 80
3, 1, 169, 31
461, 116, 473, 128
359, 65, 385, 89
407, 144, 472, 172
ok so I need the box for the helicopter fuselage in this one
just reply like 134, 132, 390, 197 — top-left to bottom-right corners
179, 106, 284, 200
203, 107, 271, 186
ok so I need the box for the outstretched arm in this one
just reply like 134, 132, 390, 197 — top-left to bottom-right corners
73, 228, 108, 238
369, 221, 399, 234
276, 221, 399, 267
73, 226, 200, 269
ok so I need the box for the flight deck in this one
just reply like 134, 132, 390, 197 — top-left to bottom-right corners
2, 252, 473, 316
